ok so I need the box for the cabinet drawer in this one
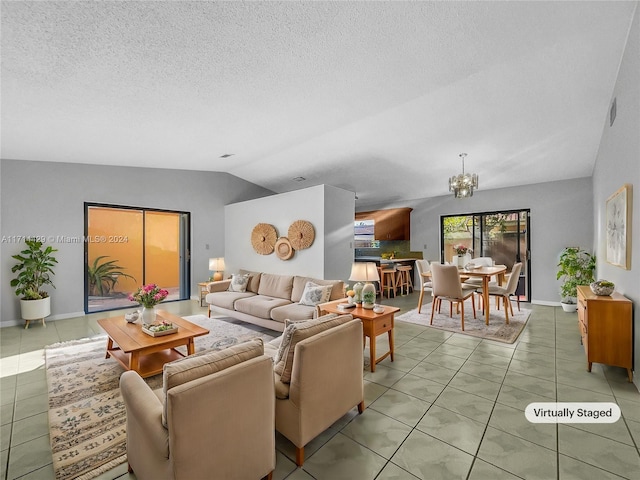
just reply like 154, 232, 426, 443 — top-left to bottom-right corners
373, 318, 392, 336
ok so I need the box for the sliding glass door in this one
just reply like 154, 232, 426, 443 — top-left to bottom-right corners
441, 209, 530, 302
84, 203, 190, 313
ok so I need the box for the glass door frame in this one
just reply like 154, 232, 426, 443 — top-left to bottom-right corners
440, 209, 531, 302
84, 202, 191, 314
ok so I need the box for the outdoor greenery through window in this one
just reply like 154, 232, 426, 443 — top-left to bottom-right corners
441, 209, 531, 302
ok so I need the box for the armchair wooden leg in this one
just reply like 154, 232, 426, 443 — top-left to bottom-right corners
262, 472, 273, 480
296, 446, 305, 467
358, 400, 365, 413
127, 463, 133, 474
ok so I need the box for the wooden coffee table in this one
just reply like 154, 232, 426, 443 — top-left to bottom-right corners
97, 310, 209, 378
320, 301, 400, 372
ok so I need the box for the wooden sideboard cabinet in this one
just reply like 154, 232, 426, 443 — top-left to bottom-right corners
576, 285, 633, 382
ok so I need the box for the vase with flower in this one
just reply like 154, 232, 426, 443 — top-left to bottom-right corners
128, 284, 169, 325
452, 244, 472, 268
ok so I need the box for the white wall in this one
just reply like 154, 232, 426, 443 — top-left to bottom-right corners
592, 5, 639, 386
0, 159, 273, 325
224, 184, 355, 281
360, 177, 594, 305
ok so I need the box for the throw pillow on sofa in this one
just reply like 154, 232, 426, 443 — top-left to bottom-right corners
228, 273, 250, 292
299, 281, 333, 306
274, 313, 353, 383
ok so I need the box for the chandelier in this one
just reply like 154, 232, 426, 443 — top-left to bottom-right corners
449, 153, 478, 198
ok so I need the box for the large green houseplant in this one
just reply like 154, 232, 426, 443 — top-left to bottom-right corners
556, 247, 595, 312
11, 239, 58, 327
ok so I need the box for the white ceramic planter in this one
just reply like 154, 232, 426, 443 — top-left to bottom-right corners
20, 297, 51, 320
560, 302, 577, 313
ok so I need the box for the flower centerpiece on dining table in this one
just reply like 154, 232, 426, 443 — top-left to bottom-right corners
128, 283, 169, 325
452, 244, 472, 267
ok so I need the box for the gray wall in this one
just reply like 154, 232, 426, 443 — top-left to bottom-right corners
224, 184, 355, 281
592, 6, 639, 387
0, 159, 273, 326
359, 177, 594, 305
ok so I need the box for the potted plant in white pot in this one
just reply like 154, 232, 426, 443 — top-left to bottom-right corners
11, 239, 58, 328
556, 247, 595, 312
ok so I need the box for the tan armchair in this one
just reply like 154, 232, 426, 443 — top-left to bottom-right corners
266, 317, 365, 466
120, 339, 275, 480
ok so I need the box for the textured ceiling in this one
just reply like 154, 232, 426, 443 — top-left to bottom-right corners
1, 1, 637, 206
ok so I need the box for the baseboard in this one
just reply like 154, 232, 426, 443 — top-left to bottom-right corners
531, 300, 561, 307
1, 311, 86, 328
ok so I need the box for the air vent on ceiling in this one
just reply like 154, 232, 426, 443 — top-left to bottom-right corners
220, 153, 234, 158
293, 176, 306, 182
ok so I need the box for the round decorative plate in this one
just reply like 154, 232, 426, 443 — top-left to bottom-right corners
275, 237, 294, 260
251, 223, 277, 255
288, 220, 315, 250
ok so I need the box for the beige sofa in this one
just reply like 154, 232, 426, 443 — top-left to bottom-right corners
205, 270, 344, 331
120, 339, 275, 480
263, 314, 365, 466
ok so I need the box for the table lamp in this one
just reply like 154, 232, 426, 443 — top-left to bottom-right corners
208, 257, 225, 281
349, 262, 380, 309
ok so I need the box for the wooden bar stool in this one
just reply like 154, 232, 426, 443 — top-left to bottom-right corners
396, 265, 413, 295
378, 265, 397, 298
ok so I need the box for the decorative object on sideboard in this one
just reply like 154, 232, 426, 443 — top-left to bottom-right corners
449, 153, 478, 198
208, 257, 225, 281
288, 220, 315, 250
349, 262, 379, 309
590, 280, 615, 296
605, 184, 632, 270
125, 311, 139, 323
275, 237, 294, 260
251, 223, 277, 255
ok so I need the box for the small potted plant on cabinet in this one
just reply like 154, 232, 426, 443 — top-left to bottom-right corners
11, 239, 58, 328
556, 247, 595, 312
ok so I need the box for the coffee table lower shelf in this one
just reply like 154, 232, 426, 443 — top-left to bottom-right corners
107, 347, 186, 378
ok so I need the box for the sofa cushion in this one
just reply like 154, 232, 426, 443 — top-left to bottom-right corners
234, 295, 292, 320
258, 273, 294, 300
270, 303, 317, 323
299, 281, 333, 306
275, 313, 353, 383
205, 291, 255, 310
161, 338, 264, 427
239, 269, 262, 293
291, 276, 344, 302
228, 273, 250, 292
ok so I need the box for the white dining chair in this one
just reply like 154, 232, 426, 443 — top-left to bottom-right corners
430, 263, 477, 331
476, 262, 523, 324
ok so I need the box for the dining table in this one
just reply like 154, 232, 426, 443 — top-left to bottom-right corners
422, 264, 507, 325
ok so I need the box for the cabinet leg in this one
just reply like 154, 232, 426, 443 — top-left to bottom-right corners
587, 361, 592, 372
626, 368, 633, 383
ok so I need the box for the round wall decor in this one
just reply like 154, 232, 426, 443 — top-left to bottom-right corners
275, 237, 294, 260
251, 223, 277, 255
288, 220, 315, 250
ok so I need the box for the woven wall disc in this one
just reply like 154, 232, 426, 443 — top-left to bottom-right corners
251, 223, 277, 255
288, 220, 315, 250
275, 237, 294, 260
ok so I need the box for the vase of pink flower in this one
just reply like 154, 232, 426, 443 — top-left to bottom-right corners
452, 244, 471, 267
129, 284, 169, 325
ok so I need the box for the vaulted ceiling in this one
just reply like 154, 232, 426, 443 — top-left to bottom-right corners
1, 1, 636, 206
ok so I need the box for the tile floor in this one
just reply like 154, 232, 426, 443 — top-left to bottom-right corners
1, 293, 639, 479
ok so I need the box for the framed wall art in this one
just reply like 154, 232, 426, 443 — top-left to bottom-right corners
606, 184, 632, 269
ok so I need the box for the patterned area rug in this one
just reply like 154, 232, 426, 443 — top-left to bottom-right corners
396, 302, 531, 344
45, 315, 275, 480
